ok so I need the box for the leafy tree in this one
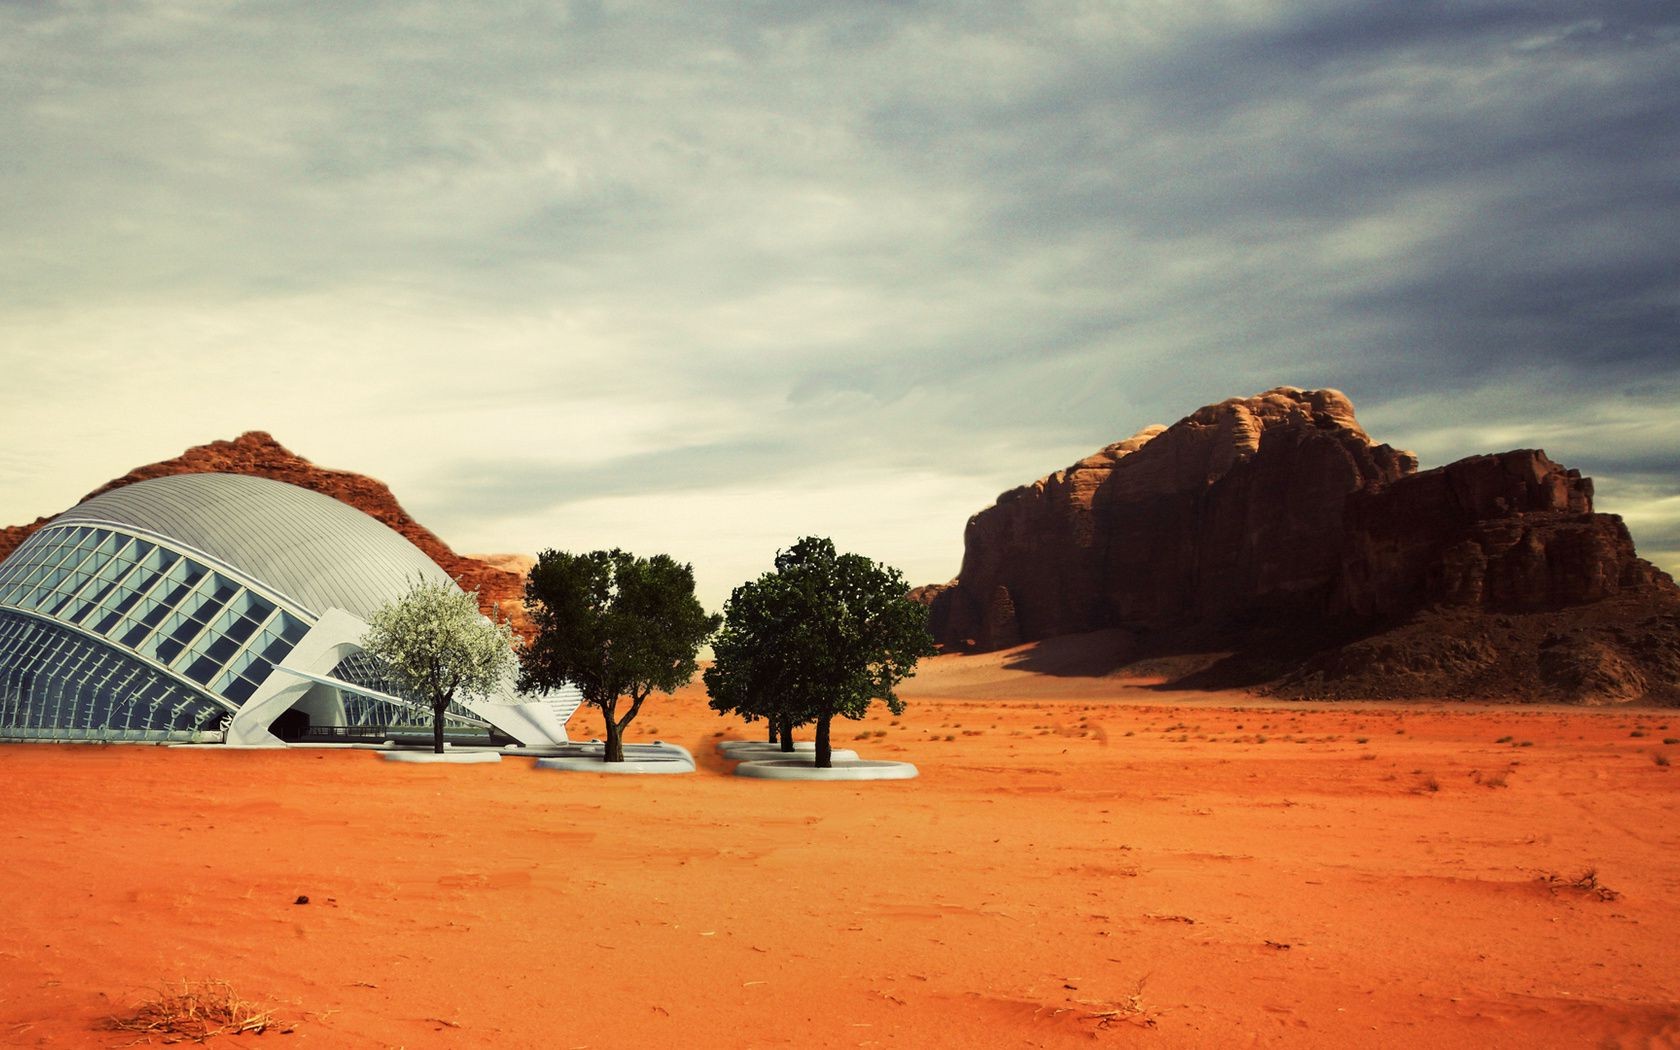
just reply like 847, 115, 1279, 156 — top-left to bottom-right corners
361, 578, 518, 754
520, 548, 720, 762
706, 537, 936, 767
705, 574, 816, 751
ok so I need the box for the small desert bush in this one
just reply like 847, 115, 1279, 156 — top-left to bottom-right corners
1656, 754, 1671, 768
106, 980, 288, 1041
1472, 769, 1509, 788
1537, 868, 1621, 902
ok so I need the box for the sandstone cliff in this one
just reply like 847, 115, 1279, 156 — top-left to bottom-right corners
918, 387, 1680, 703
0, 433, 533, 639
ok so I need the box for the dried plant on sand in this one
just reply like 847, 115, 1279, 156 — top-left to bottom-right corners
105, 980, 290, 1043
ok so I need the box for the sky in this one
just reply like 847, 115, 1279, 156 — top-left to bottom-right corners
2, 0, 1676, 613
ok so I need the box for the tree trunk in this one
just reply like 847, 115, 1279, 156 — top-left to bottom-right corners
816, 713, 833, 768
779, 712, 795, 753
766, 718, 778, 744
603, 715, 624, 763
433, 700, 447, 754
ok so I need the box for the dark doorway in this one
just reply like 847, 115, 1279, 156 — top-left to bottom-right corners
270, 708, 310, 742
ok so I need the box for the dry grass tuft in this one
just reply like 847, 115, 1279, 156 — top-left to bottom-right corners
1080, 976, 1156, 1030
1537, 868, 1622, 902
105, 980, 290, 1043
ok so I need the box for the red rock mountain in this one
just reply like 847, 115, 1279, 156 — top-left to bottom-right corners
0, 432, 533, 639
915, 388, 1680, 702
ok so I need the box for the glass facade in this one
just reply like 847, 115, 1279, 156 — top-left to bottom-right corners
0, 611, 229, 740
326, 650, 487, 730
0, 523, 314, 741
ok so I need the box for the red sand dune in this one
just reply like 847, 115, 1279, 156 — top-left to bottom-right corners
4, 647, 1680, 1048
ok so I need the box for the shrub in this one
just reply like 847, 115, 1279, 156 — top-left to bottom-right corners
107, 980, 287, 1041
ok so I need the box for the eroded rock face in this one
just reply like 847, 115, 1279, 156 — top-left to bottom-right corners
1335, 449, 1664, 616
916, 387, 1680, 702
925, 387, 1419, 649
0, 432, 533, 639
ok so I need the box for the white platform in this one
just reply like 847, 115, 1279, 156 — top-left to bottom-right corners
532, 739, 696, 774
734, 758, 918, 781
718, 740, 859, 762
380, 750, 503, 764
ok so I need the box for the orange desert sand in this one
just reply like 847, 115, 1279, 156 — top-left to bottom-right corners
4, 642, 1679, 1049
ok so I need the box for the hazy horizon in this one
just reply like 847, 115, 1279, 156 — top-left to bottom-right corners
3, 2, 1676, 611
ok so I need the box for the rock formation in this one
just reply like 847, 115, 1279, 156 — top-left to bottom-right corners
916, 387, 1680, 703
0, 432, 534, 639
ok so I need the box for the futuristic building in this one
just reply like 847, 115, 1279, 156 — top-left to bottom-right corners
0, 473, 579, 746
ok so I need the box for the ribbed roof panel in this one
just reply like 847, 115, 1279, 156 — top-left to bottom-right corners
51, 474, 453, 619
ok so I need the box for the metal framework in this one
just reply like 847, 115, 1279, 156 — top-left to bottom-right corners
0, 474, 578, 746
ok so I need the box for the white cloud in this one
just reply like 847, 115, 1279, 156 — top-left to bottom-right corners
1, 1, 1676, 585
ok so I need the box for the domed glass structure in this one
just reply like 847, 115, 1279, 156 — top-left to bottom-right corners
0, 474, 576, 746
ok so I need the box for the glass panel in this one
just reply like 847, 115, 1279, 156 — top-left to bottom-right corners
183, 655, 220, 685
0, 610, 233, 740
277, 613, 309, 645
221, 614, 262, 647
203, 635, 240, 664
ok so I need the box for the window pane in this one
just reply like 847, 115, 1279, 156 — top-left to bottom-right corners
183, 655, 220, 685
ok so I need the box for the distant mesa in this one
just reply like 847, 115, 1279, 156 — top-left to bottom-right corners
0, 431, 533, 641
914, 387, 1680, 703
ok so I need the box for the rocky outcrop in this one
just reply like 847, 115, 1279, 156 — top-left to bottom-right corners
924, 388, 1419, 648
1335, 449, 1666, 616
917, 387, 1680, 702
0, 432, 533, 639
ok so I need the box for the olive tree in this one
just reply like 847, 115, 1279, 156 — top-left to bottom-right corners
361, 578, 517, 753
520, 548, 719, 762
705, 537, 936, 767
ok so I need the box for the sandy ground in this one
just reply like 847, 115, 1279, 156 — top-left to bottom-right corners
3, 648, 1679, 1048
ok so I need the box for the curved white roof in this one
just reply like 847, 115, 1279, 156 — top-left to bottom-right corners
51, 473, 454, 619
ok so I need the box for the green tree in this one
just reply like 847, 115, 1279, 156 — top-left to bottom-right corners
705, 573, 816, 751
520, 548, 720, 762
361, 578, 518, 754
706, 537, 936, 767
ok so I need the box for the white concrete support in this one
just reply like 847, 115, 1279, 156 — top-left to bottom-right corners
226, 607, 576, 748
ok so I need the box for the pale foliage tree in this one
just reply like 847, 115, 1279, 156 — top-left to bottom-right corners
361, 578, 517, 753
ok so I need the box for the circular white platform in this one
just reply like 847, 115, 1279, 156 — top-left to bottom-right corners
380, 750, 503, 764
734, 758, 918, 781
718, 740, 858, 762
535, 755, 694, 774
719, 738, 816, 755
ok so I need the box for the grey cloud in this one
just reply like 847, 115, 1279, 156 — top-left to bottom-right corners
2, 2, 1676, 579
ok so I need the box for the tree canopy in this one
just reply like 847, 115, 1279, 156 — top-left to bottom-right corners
361, 578, 517, 753
705, 571, 817, 749
705, 536, 936, 767
520, 548, 719, 762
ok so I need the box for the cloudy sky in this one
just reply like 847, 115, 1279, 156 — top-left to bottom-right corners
2, 0, 1676, 611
